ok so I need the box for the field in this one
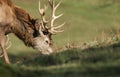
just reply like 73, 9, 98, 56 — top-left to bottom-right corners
0, 0, 120, 77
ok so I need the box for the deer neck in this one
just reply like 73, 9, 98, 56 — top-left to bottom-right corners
11, 20, 34, 47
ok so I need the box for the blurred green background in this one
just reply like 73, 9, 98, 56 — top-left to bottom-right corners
1, 0, 120, 77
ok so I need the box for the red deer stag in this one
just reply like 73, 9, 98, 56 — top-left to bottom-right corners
0, 0, 64, 64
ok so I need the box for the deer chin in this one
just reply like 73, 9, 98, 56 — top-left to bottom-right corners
33, 37, 53, 55
34, 45, 53, 55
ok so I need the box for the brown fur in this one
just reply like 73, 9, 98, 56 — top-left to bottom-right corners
2, 0, 40, 46
0, 0, 42, 63
13, 6, 39, 46
0, 0, 13, 6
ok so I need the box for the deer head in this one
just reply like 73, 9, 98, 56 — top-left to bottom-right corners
31, 0, 64, 55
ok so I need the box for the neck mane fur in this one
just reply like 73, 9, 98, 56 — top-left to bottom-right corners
11, 6, 36, 47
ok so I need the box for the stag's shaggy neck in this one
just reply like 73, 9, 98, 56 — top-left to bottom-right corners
11, 6, 36, 47
12, 22, 34, 47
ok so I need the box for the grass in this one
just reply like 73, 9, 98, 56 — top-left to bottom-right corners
1, 42, 120, 77
0, 0, 120, 77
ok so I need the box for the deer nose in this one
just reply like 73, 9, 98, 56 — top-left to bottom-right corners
48, 47, 53, 54
42, 48, 53, 55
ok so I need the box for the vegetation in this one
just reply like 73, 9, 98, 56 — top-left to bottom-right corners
0, 0, 120, 77
1, 42, 120, 77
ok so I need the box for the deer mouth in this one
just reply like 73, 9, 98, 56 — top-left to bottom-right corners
41, 47, 53, 55
34, 45, 53, 55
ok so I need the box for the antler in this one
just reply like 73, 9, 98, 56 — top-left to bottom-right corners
38, 0, 64, 34
39, 0, 48, 30
48, 0, 65, 34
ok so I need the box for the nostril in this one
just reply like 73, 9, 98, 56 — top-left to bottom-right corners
45, 40, 52, 45
45, 40, 49, 44
49, 42, 52, 45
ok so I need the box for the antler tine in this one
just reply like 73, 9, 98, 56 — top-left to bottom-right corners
48, 0, 64, 34
48, 0, 54, 8
49, 0, 61, 11
53, 22, 65, 30
39, 0, 48, 15
50, 22, 65, 34
49, 0, 63, 23
54, 1, 61, 11
39, 0, 48, 30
